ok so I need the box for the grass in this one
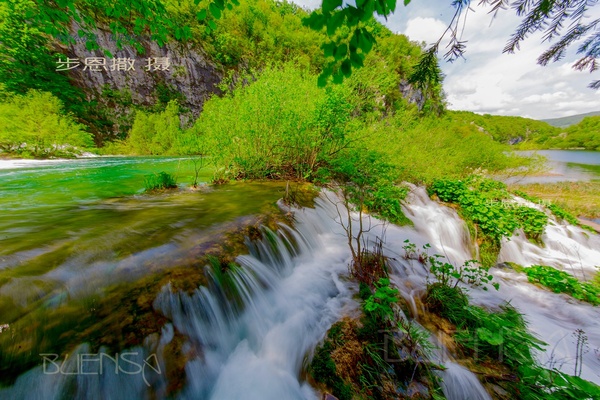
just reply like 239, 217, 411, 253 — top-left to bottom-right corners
144, 171, 177, 191
509, 181, 600, 219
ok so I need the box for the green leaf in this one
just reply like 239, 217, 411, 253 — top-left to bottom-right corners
334, 43, 348, 60
404, 0, 411, 5
341, 59, 352, 77
386, 0, 396, 13
317, 73, 329, 87
477, 327, 504, 346
304, 13, 325, 30
209, 3, 221, 19
350, 51, 364, 68
358, 30, 374, 53
208, 20, 217, 30
326, 12, 344, 36
332, 71, 344, 84
322, 0, 343, 13
197, 9, 207, 20
322, 42, 336, 58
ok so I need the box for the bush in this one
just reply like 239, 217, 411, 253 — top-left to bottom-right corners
144, 172, 178, 191
361, 113, 534, 183
0, 90, 93, 157
126, 100, 182, 155
192, 64, 353, 181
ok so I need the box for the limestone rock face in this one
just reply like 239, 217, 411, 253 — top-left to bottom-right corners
56, 23, 222, 139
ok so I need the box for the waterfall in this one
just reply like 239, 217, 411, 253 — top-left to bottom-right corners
409, 192, 600, 385
438, 362, 492, 400
5, 186, 595, 399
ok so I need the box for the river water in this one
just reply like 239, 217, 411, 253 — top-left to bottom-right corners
0, 157, 599, 398
510, 150, 600, 184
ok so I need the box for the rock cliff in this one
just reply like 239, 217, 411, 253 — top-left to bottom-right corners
54, 23, 222, 142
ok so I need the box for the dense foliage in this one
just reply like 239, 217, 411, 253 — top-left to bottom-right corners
0, 90, 93, 157
449, 110, 560, 146
126, 101, 184, 155
525, 265, 600, 305
430, 176, 548, 244
192, 65, 353, 180
523, 116, 600, 150
0, 0, 86, 116
363, 114, 532, 183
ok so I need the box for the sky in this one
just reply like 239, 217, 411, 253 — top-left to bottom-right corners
291, 0, 600, 120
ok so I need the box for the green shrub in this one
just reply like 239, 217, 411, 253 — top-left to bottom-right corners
0, 90, 93, 157
193, 64, 353, 181
525, 265, 600, 305
513, 206, 548, 242
361, 113, 535, 183
126, 100, 182, 155
363, 277, 399, 324
430, 176, 550, 246
144, 171, 178, 191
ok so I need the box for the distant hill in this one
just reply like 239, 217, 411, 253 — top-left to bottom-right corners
542, 111, 600, 128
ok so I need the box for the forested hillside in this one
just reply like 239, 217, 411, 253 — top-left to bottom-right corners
543, 111, 600, 128
524, 116, 600, 151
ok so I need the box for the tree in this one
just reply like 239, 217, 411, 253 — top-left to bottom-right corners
0, 90, 93, 157
302, 0, 600, 87
26, 0, 600, 87
0, 0, 85, 114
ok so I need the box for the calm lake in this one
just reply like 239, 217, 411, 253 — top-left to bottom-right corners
512, 149, 600, 184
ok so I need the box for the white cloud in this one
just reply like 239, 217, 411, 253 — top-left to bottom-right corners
290, 0, 600, 119
403, 17, 447, 45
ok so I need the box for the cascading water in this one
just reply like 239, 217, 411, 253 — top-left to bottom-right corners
498, 195, 600, 279
2, 186, 597, 399
405, 189, 600, 385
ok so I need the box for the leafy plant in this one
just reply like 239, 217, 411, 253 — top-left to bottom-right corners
430, 176, 550, 246
404, 239, 499, 291
454, 303, 546, 370
143, 171, 178, 191
363, 277, 399, 323
513, 206, 548, 242
428, 255, 498, 291
525, 265, 600, 305
513, 190, 596, 233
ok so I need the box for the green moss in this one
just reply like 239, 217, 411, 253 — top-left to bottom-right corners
310, 339, 353, 400
479, 237, 501, 268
